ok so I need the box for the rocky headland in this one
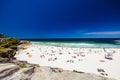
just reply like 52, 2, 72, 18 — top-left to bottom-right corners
0, 34, 116, 80
0, 62, 115, 80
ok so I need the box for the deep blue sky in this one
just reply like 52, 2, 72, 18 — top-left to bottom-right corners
0, 0, 120, 38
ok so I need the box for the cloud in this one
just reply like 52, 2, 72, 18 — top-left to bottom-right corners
84, 31, 120, 35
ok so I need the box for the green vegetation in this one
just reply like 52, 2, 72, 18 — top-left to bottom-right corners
0, 38, 19, 48
0, 38, 20, 59
19, 64, 28, 68
0, 47, 6, 52
73, 70, 84, 73
9, 45, 17, 50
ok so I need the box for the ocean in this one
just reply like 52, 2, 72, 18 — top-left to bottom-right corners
23, 38, 120, 48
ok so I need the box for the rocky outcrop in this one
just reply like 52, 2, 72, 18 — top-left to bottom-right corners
17, 40, 30, 50
0, 57, 9, 63
0, 62, 115, 80
0, 38, 20, 59
0, 35, 116, 80
0, 48, 16, 59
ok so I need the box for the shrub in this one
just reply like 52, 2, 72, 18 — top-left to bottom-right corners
0, 38, 19, 59
1, 38, 19, 45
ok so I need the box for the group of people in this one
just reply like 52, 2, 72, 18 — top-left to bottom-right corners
15, 45, 120, 79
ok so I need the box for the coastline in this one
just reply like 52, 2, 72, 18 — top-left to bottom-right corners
15, 42, 120, 80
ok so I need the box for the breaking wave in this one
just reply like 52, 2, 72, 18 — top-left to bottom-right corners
31, 41, 120, 48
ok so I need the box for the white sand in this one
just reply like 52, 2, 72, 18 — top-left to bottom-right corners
15, 44, 120, 80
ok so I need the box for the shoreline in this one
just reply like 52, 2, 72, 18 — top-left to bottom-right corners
15, 43, 120, 80
31, 41, 120, 48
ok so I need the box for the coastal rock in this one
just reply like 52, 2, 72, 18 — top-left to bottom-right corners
0, 57, 9, 63
17, 43, 30, 50
17, 40, 30, 50
0, 48, 16, 59
18, 40, 30, 45
0, 62, 115, 80
0, 38, 20, 59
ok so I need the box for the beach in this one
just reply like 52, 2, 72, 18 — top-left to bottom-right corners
15, 44, 120, 80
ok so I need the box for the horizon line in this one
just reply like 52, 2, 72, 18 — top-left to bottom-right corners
20, 37, 120, 40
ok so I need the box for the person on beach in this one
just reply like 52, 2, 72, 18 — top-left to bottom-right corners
97, 68, 108, 77
26, 53, 32, 57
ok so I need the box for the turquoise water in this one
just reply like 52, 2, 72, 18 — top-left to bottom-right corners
25, 38, 120, 48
